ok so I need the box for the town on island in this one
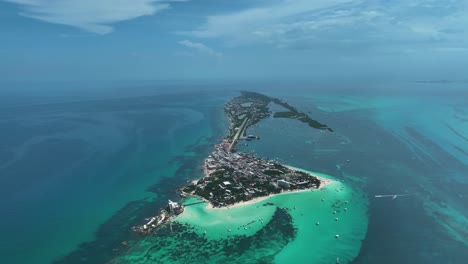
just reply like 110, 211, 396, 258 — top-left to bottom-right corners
132, 91, 333, 235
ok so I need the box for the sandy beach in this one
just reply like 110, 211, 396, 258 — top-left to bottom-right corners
206, 172, 334, 210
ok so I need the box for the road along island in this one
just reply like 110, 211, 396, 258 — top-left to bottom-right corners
181, 91, 333, 208
118, 92, 369, 264
133, 91, 334, 234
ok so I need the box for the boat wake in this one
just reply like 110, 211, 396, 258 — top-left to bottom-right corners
374, 194, 414, 199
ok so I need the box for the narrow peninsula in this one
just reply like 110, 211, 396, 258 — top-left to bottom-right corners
134, 91, 333, 234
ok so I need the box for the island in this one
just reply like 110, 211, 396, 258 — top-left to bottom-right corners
133, 91, 333, 234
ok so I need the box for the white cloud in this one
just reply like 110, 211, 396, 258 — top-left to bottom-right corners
184, 0, 354, 44
5, 0, 179, 34
183, 0, 468, 53
178, 40, 222, 57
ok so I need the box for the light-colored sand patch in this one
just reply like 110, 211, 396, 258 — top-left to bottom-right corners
204, 165, 334, 211
175, 170, 368, 264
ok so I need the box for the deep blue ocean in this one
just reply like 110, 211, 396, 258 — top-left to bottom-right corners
0, 81, 466, 264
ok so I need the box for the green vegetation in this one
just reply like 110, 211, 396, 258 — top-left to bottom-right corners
240, 91, 272, 103
274, 111, 333, 132
238, 91, 333, 132
271, 98, 298, 112
262, 169, 283, 176
273, 111, 298, 118
182, 185, 196, 193
185, 91, 328, 208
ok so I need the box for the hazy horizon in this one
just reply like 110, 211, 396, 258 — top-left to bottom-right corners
1, 1, 467, 264
2, 0, 468, 82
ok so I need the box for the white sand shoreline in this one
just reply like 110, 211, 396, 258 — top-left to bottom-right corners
205, 170, 334, 211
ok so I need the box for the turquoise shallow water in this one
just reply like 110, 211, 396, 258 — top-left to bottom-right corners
247, 85, 467, 263
1, 83, 466, 264
300, 91, 468, 249
310, 93, 468, 167
273, 171, 368, 264
0, 91, 229, 264
115, 171, 368, 264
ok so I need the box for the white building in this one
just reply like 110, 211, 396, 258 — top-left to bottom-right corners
277, 179, 290, 189
222, 181, 231, 187
168, 200, 181, 212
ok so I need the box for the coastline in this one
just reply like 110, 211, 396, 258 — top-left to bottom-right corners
181, 91, 334, 213
204, 169, 334, 211
170, 91, 368, 263
174, 171, 369, 264
111, 91, 373, 264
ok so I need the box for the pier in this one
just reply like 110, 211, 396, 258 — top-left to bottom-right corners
183, 201, 206, 207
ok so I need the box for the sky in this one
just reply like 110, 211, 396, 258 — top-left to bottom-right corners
1, 0, 467, 82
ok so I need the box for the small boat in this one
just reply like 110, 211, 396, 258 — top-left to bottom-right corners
374, 193, 414, 199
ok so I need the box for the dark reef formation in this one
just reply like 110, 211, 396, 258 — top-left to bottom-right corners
115, 207, 297, 264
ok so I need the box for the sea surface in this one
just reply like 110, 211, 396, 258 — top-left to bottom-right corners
114, 171, 368, 264
0, 81, 466, 264
0, 85, 231, 264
